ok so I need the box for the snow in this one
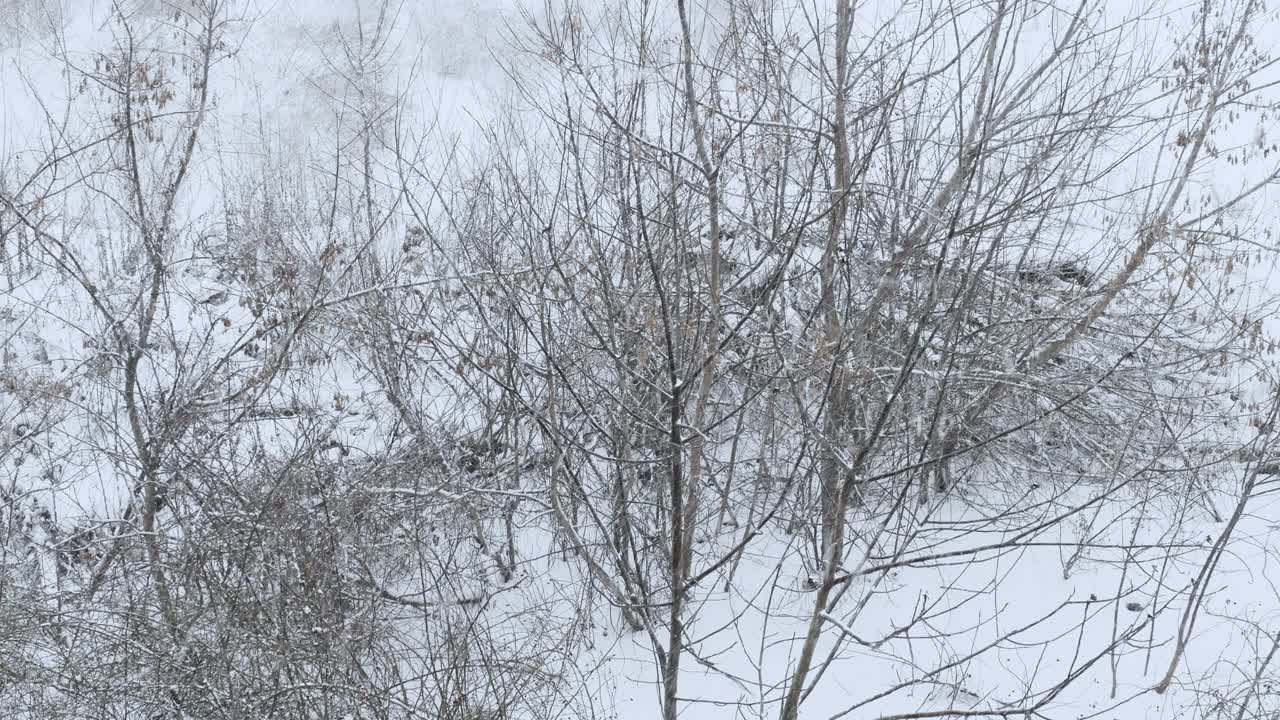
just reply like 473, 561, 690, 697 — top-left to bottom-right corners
5, 0, 1280, 718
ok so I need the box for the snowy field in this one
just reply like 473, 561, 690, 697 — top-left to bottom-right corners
5, 0, 1280, 718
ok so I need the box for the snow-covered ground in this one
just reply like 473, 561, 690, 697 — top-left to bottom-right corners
5, 1, 1280, 718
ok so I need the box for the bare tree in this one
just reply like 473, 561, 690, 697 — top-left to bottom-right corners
4, 0, 1280, 718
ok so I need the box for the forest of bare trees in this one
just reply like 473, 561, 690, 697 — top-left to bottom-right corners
4, 0, 1280, 717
